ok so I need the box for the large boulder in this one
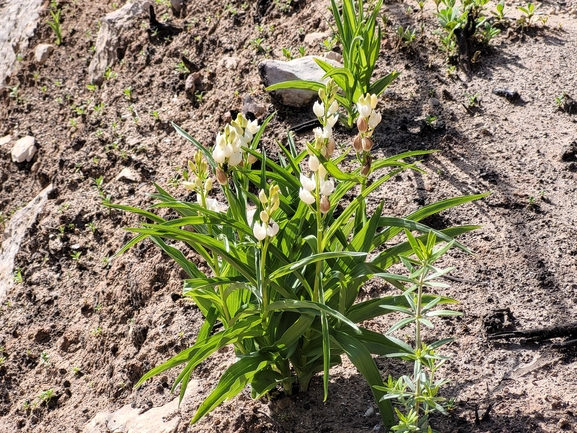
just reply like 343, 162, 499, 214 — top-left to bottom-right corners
88, 1, 150, 85
258, 56, 342, 107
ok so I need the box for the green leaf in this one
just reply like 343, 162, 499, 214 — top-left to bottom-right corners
172, 122, 217, 169
269, 252, 366, 280
332, 329, 395, 428
191, 352, 276, 423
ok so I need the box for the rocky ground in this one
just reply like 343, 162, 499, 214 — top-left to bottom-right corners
1, 0, 577, 432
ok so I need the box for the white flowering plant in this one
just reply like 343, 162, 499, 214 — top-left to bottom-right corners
266, 0, 399, 128
110, 85, 485, 428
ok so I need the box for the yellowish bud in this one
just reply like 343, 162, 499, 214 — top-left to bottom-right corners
260, 210, 269, 223
258, 189, 268, 204
204, 178, 213, 192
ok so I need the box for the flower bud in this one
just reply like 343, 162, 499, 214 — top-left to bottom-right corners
216, 168, 228, 185
260, 210, 269, 223
204, 178, 213, 192
326, 137, 335, 157
361, 155, 372, 177
309, 155, 320, 172
258, 189, 268, 204
362, 137, 373, 152
357, 116, 368, 133
320, 196, 330, 214
313, 101, 325, 118
247, 153, 258, 164
182, 181, 196, 191
353, 134, 363, 153
195, 177, 203, 188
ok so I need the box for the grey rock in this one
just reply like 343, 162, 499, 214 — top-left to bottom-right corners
11, 135, 37, 163
0, 0, 43, 86
88, 1, 151, 85
34, 43, 54, 64
243, 95, 267, 118
0, 135, 11, 146
259, 56, 342, 107
0, 184, 53, 301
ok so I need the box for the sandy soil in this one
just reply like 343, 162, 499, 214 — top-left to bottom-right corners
1, 0, 577, 432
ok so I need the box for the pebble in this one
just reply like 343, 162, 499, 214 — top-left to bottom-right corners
0, 135, 11, 146
116, 167, 140, 182
34, 43, 54, 65
11, 135, 37, 163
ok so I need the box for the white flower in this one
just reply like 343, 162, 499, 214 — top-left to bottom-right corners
309, 155, 320, 172
357, 96, 372, 118
253, 223, 267, 241
300, 174, 315, 192
370, 94, 378, 109
246, 119, 260, 135
313, 101, 325, 118
213, 145, 226, 164
205, 198, 220, 212
228, 151, 243, 167
317, 164, 327, 180
368, 111, 381, 129
326, 114, 338, 128
299, 188, 316, 205
267, 219, 279, 237
320, 179, 335, 196
328, 100, 339, 115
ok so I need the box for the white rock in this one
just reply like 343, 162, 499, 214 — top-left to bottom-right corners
34, 43, 54, 64
11, 135, 37, 163
0, 135, 11, 146
116, 167, 140, 182
304, 31, 330, 47
0, 184, 53, 301
259, 56, 342, 107
219, 56, 238, 70
88, 1, 151, 85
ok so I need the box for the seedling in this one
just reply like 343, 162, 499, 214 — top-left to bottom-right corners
91, 327, 103, 337
104, 67, 117, 80
517, 2, 540, 28
281, 47, 293, 60
466, 92, 481, 108
322, 36, 337, 51
72, 366, 83, 376
87, 222, 98, 233
491, 0, 506, 22
47, 8, 63, 45
86, 84, 98, 91
298, 45, 306, 57
9, 84, 20, 100
175, 61, 190, 74
70, 251, 82, 261
396, 25, 417, 48
555, 92, 567, 108
13, 268, 23, 284
123, 87, 133, 100
38, 389, 55, 405
40, 351, 50, 366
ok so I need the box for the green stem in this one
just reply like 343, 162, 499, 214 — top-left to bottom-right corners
414, 265, 427, 417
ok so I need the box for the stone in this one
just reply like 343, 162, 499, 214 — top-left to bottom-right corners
0, 0, 44, 85
34, 43, 54, 64
170, 0, 184, 17
88, 1, 151, 85
0, 135, 11, 146
323, 51, 343, 63
242, 94, 267, 118
218, 56, 238, 71
11, 135, 37, 163
258, 56, 342, 107
116, 167, 140, 182
0, 184, 53, 301
303, 31, 330, 47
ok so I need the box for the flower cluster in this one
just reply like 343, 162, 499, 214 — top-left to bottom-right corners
311, 79, 339, 159
353, 93, 382, 176
249, 185, 281, 241
183, 151, 219, 212
213, 113, 259, 184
